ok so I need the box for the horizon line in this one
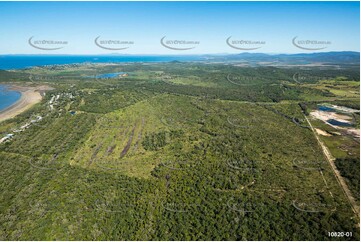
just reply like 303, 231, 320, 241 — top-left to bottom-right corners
1, 51, 360, 56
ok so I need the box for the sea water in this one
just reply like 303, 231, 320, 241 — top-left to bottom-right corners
0, 85, 21, 111
0, 55, 203, 70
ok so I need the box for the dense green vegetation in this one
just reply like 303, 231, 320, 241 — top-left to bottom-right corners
335, 158, 360, 200
0, 62, 359, 240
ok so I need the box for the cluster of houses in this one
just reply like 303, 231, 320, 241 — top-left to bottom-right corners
15, 116, 43, 132
49, 92, 75, 110
0, 134, 14, 144
1, 91, 79, 145
0, 115, 43, 144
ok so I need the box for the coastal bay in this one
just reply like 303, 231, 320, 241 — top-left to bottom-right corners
0, 84, 52, 122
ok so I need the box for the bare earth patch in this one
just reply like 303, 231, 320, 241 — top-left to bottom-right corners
315, 128, 332, 136
310, 109, 360, 140
346, 128, 360, 138
310, 110, 352, 123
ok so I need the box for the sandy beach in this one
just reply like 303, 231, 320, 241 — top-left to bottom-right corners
0, 84, 52, 122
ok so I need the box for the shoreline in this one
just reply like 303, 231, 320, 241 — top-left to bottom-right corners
0, 84, 52, 122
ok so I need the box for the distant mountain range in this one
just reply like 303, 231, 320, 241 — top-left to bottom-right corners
202, 51, 360, 66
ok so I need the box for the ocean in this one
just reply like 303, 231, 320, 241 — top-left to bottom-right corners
0, 55, 204, 70
0, 55, 203, 111
0, 85, 21, 112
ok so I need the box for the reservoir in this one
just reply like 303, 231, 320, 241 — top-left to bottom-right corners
317, 105, 335, 112
327, 119, 353, 127
96, 72, 127, 79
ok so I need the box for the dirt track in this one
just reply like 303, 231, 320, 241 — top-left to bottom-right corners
305, 115, 359, 217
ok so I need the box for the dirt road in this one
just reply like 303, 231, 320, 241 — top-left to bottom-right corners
305, 115, 359, 217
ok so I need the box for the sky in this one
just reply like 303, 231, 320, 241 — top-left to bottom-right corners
0, 1, 359, 55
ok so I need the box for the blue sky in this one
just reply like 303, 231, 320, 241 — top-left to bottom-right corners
0, 1, 359, 54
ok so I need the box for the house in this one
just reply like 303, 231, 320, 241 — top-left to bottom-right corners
0, 134, 14, 144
